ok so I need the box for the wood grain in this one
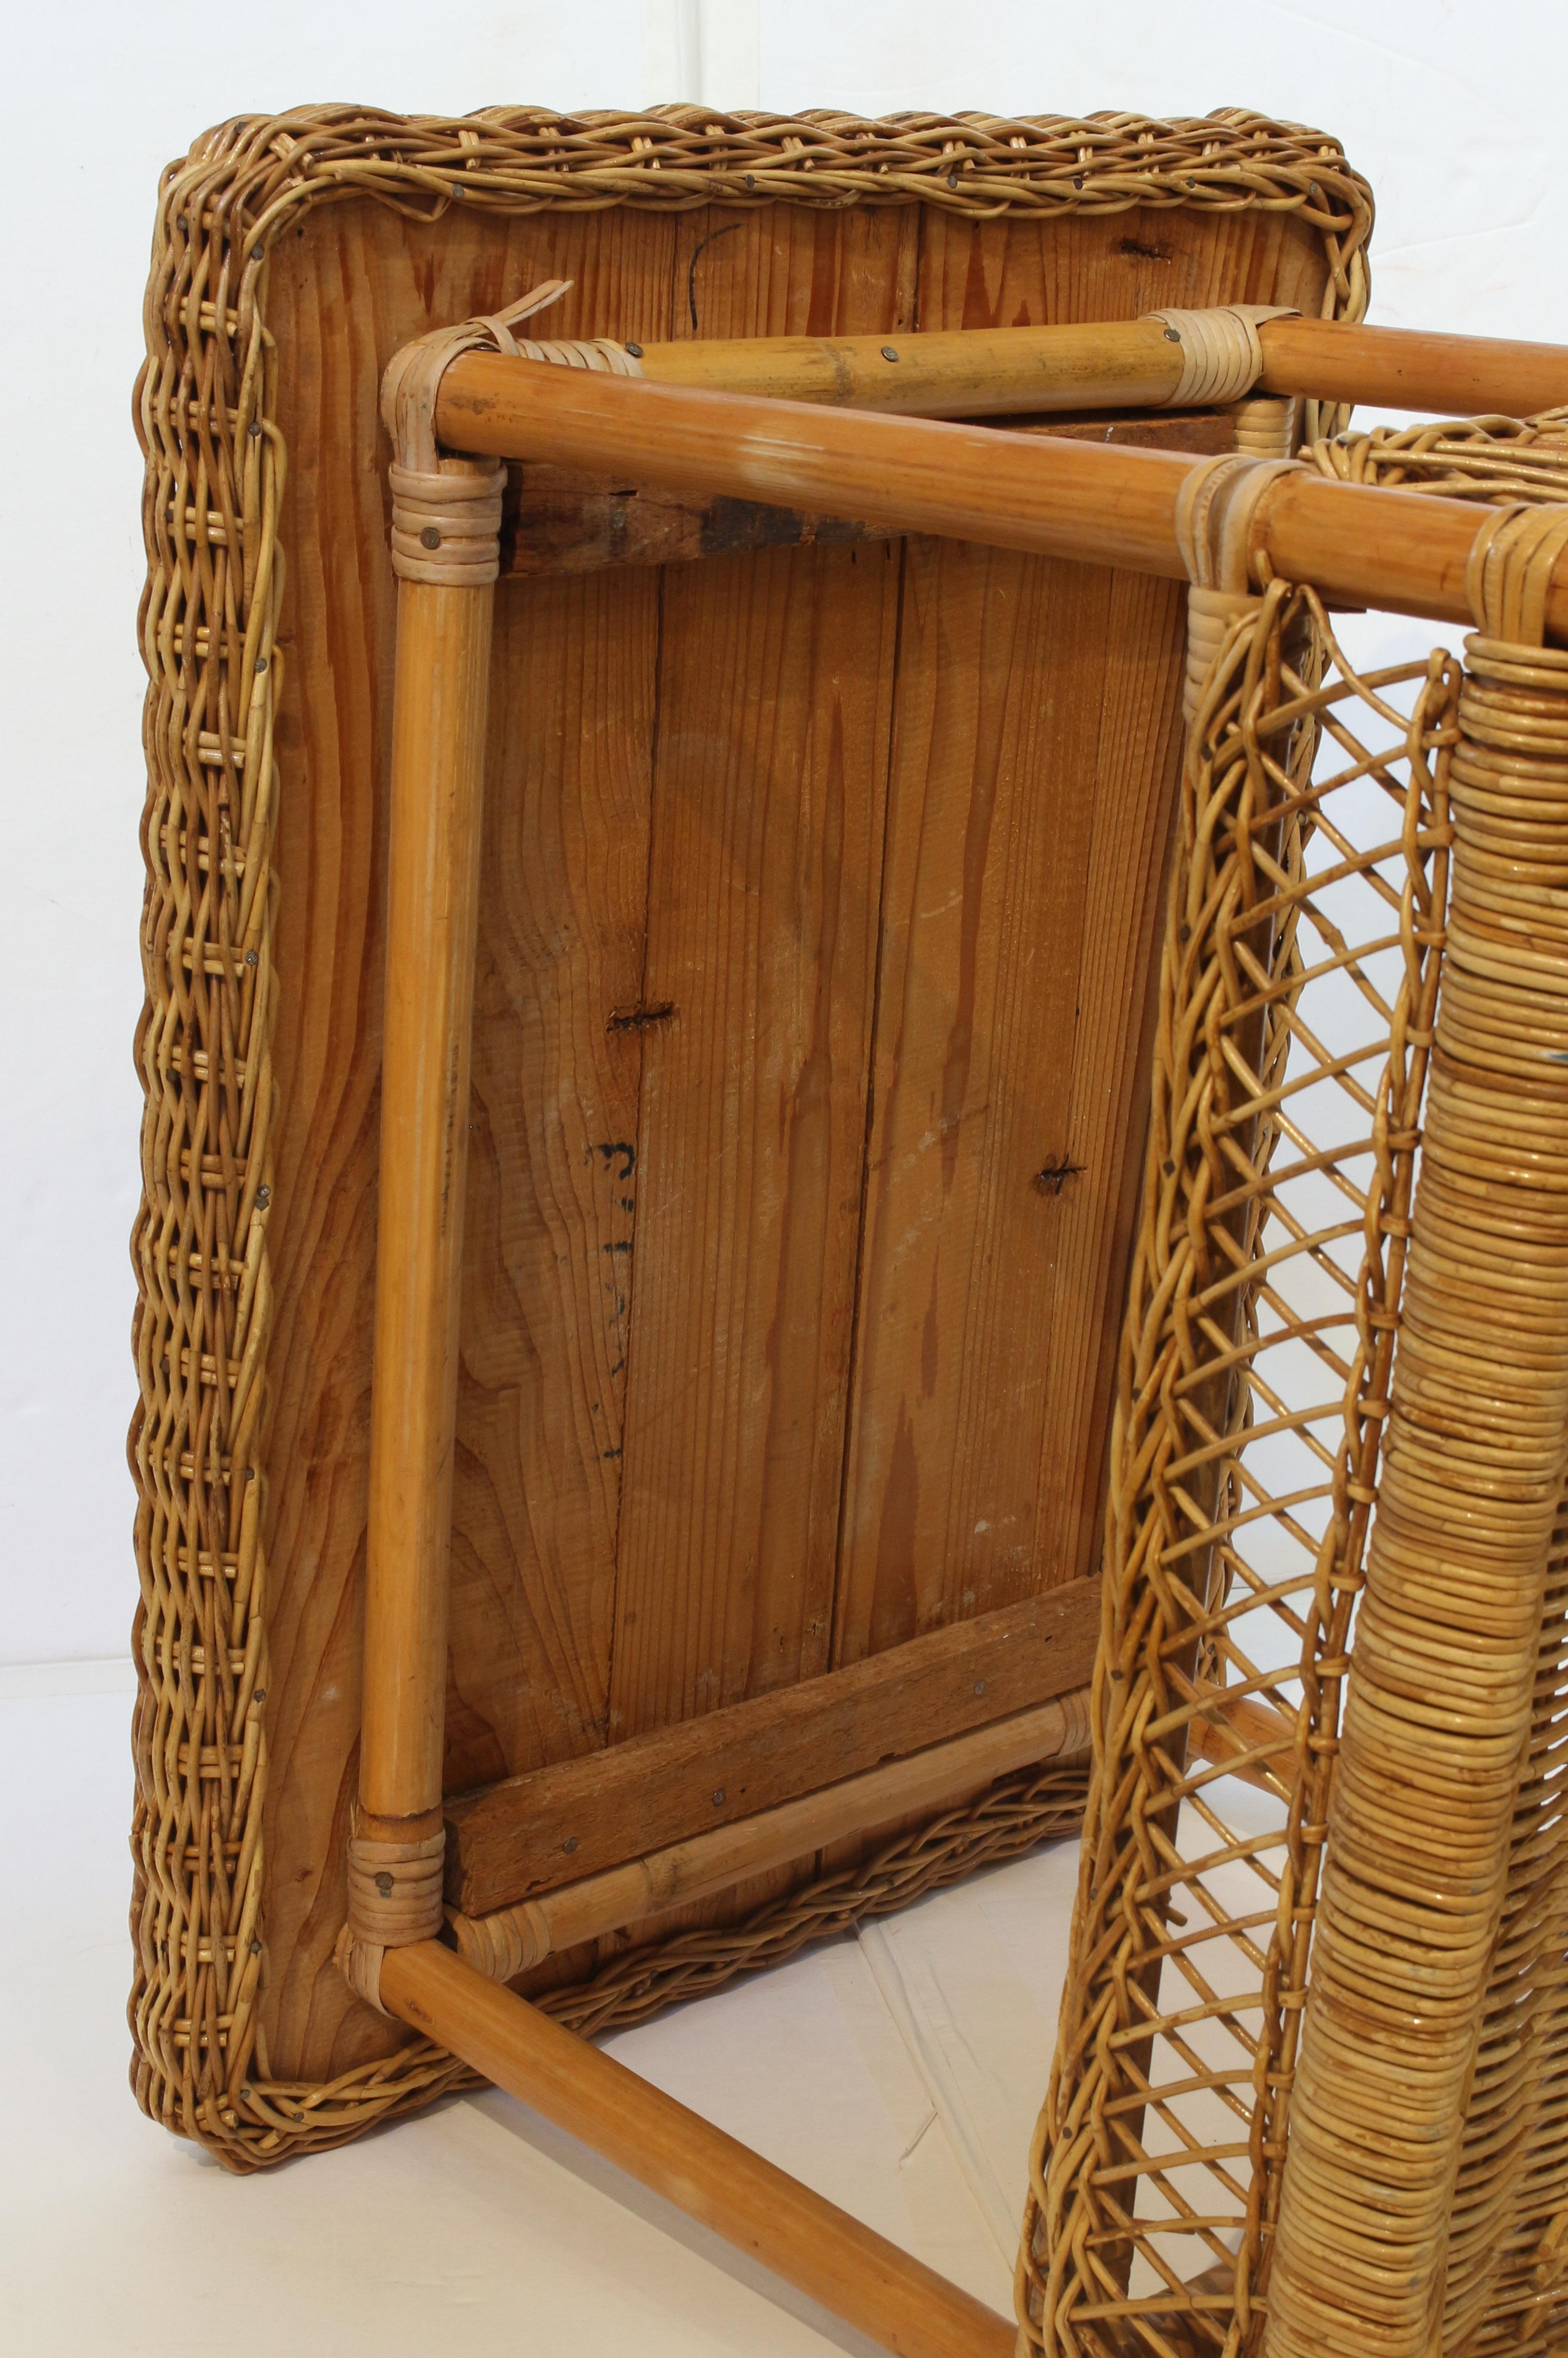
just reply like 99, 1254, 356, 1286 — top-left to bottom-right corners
443, 567, 658, 1795
604, 538, 900, 1734
604, 205, 917, 1742
451, 1690, 1090, 1975
907, 201, 1334, 335
825, 212, 1324, 1674
447, 1576, 1099, 1913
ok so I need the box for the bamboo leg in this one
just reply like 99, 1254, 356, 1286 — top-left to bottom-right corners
348, 453, 506, 1969
380, 1940, 1016, 2358
361, 575, 494, 1822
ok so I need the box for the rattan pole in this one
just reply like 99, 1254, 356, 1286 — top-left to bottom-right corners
1256, 314, 1568, 419
348, 453, 506, 1971
449, 1681, 1279, 1984
379, 1939, 1015, 2358
432, 360, 1568, 642
631, 314, 1189, 413
360, 569, 493, 1823
575, 317, 1568, 424
450, 1689, 1093, 1980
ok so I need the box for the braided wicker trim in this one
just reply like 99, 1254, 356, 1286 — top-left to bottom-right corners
217, 1756, 1090, 2168
1309, 405, 1568, 502
129, 103, 1370, 2171
160, 104, 1376, 236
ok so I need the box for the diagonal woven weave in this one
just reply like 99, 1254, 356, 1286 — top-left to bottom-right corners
1023, 440, 1568, 2357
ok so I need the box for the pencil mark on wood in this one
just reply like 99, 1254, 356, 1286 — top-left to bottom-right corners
686, 221, 743, 332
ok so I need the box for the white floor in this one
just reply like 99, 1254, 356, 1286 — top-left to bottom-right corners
0, 1670, 1080, 2355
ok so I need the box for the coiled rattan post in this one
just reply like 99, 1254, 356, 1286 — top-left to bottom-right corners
1233, 394, 1300, 459
1262, 503, 1568, 2358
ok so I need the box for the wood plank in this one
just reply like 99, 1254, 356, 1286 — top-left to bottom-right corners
824, 216, 1330, 1677
256, 189, 1330, 2081
257, 197, 678, 2085
450, 1691, 1090, 1975
447, 228, 678, 1794
446, 1574, 1099, 1914
443, 566, 658, 1794
906, 200, 1334, 335
831, 544, 1194, 1656
603, 537, 900, 1734
602, 203, 918, 1748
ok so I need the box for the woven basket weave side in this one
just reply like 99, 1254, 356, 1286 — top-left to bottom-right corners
129, 105, 1372, 2170
1024, 424, 1568, 2358
1018, 586, 1458, 2355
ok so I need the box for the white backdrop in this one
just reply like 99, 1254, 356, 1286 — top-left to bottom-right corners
3, 0, 1563, 1666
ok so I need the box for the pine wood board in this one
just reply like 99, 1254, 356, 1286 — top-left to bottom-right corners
603, 205, 918, 1745
250, 190, 1332, 2081
830, 545, 1191, 1660
447, 1575, 1099, 1914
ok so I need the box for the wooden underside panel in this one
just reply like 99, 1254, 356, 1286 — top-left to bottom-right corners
444, 567, 658, 1795
254, 189, 1333, 2075
607, 540, 901, 1736
913, 199, 1336, 331
831, 544, 1190, 1663
604, 205, 917, 1742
